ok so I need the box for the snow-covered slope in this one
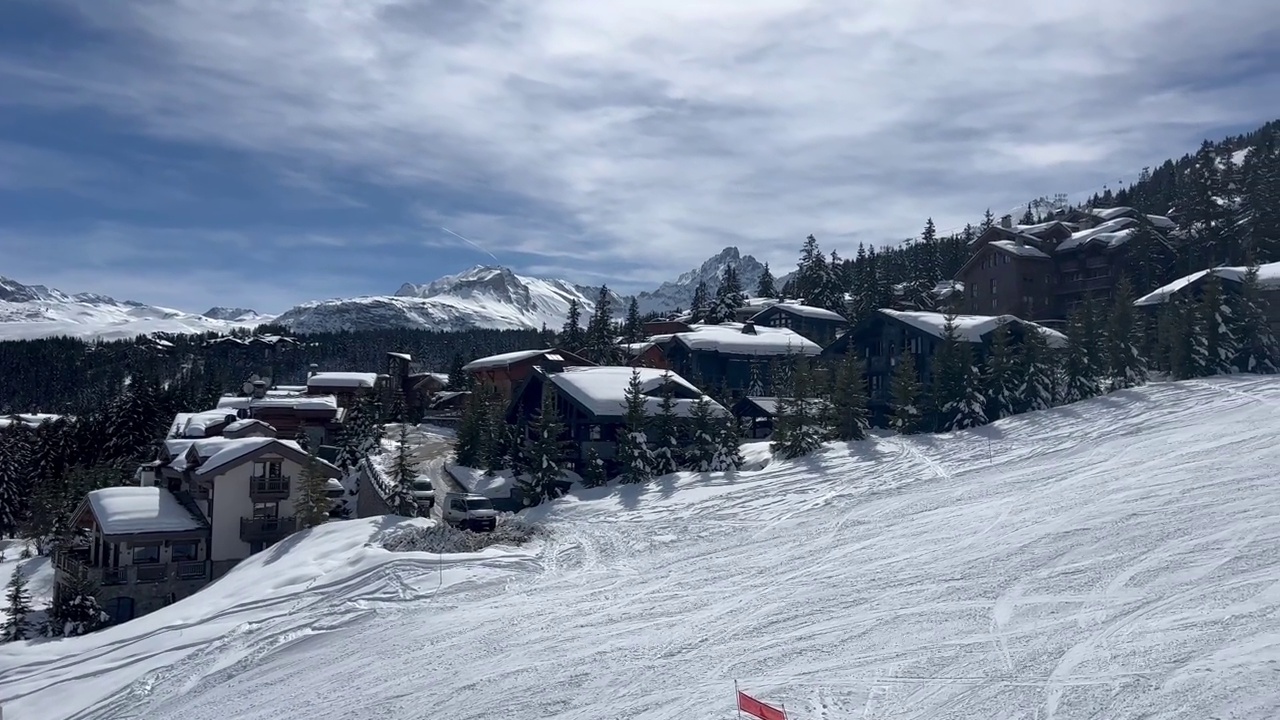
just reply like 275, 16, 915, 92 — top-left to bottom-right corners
634, 246, 770, 315
274, 265, 617, 334
202, 307, 264, 322
6, 377, 1280, 719
0, 276, 269, 341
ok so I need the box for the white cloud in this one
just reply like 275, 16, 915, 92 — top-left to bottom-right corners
5, 0, 1280, 289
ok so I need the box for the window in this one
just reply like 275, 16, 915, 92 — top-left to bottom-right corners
589, 425, 601, 441
1023, 297, 1035, 314
252, 460, 282, 479
132, 545, 160, 564
989, 278, 997, 295
171, 541, 198, 562
450, 498, 466, 513
252, 502, 279, 519
991, 298, 998, 312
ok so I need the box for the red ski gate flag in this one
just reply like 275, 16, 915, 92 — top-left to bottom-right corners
737, 690, 786, 720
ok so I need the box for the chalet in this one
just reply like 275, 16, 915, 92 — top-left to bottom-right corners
506, 366, 726, 471
731, 396, 830, 439
642, 320, 693, 336
423, 390, 470, 421
306, 371, 382, 408
749, 302, 848, 346
213, 393, 345, 447
823, 309, 1067, 425
954, 226, 1057, 321
621, 341, 672, 370
462, 348, 594, 400
1135, 261, 1280, 333
55, 437, 342, 624
662, 322, 822, 399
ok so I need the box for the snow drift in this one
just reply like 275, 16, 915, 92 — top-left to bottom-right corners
3, 377, 1280, 719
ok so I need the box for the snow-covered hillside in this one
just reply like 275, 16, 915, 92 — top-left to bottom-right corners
0, 276, 269, 341
634, 246, 770, 315
5, 377, 1280, 719
273, 266, 617, 334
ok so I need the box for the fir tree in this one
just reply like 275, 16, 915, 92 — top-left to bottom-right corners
772, 356, 824, 458
616, 370, 654, 484
710, 265, 746, 323
756, 263, 777, 298
690, 281, 710, 324
982, 321, 1018, 421
296, 445, 334, 528
580, 447, 608, 489
1167, 294, 1211, 379
44, 574, 108, 638
560, 299, 585, 351
482, 385, 508, 474
446, 353, 471, 391
621, 297, 645, 343
293, 423, 311, 452
584, 285, 619, 363
1060, 311, 1097, 404
709, 409, 744, 471
1105, 277, 1148, 390
981, 209, 995, 232
1233, 262, 1280, 373
684, 394, 719, 471
2, 564, 32, 642
389, 423, 419, 516
889, 350, 924, 435
520, 386, 567, 505
0, 425, 31, 538
827, 354, 869, 441
103, 378, 164, 466
649, 374, 681, 476
1200, 271, 1239, 375
929, 314, 970, 429
453, 390, 487, 468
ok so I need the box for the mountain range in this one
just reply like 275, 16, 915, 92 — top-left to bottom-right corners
0, 247, 772, 340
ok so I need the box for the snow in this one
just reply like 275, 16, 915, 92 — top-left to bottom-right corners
753, 302, 847, 322
306, 372, 379, 389
224, 419, 275, 434
86, 487, 205, 535
990, 239, 1050, 258
172, 409, 239, 438
1056, 218, 1140, 252
6, 378, 1280, 718
673, 323, 822, 356
548, 366, 726, 418
0, 413, 62, 429
462, 348, 556, 371
192, 438, 327, 478
216, 395, 340, 412
449, 464, 518, 499
0, 541, 54, 629
879, 309, 1068, 348
1135, 261, 1280, 306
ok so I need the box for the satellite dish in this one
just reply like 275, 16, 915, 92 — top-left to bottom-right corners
242, 382, 255, 395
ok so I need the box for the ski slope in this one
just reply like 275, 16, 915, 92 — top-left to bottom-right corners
3, 377, 1280, 719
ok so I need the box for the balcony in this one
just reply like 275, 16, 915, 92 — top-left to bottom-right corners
136, 563, 169, 584
176, 561, 209, 580
250, 476, 291, 501
240, 516, 296, 543
1055, 275, 1115, 295
53, 552, 159, 586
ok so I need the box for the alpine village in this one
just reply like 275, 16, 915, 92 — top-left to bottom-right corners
0, 121, 1278, 641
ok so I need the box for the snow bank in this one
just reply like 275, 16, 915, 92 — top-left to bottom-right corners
380, 516, 540, 554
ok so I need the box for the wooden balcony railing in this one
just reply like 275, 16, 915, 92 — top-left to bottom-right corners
250, 476, 291, 500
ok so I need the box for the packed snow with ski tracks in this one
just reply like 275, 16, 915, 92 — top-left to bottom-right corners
3, 377, 1280, 719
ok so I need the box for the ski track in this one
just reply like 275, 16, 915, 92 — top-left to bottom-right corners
3, 377, 1280, 719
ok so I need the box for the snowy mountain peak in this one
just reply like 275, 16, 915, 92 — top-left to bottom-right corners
203, 307, 263, 322
635, 246, 768, 315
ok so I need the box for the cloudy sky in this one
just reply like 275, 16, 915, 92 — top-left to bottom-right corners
1, 0, 1278, 313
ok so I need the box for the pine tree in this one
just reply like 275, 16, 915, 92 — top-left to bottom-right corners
389, 423, 419, 516
2, 564, 33, 642
1105, 277, 1148, 390
296, 445, 334, 528
520, 386, 567, 505
690, 281, 710, 323
756, 263, 777, 298
982, 321, 1018, 420
1201, 271, 1239, 375
929, 314, 966, 429
684, 394, 719, 471
584, 286, 619, 363
649, 374, 681, 476
616, 370, 654, 484
889, 351, 923, 434
561, 299, 585, 351
453, 390, 487, 468
580, 448, 608, 489
482, 386, 508, 474
981, 209, 995, 232
710, 265, 745, 323
621, 297, 645, 343
709, 409, 744, 471
827, 355, 869, 441
293, 423, 311, 452
1233, 262, 1280, 373
0, 425, 32, 538
446, 353, 472, 390
1060, 310, 1097, 404
772, 356, 824, 458
44, 575, 108, 638
949, 349, 988, 431
1167, 294, 1210, 379
103, 378, 164, 466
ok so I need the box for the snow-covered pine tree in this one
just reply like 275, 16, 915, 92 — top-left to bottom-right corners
561, 299, 586, 351
949, 345, 989, 431
1200, 270, 1239, 375
519, 386, 567, 505
982, 320, 1018, 421
690, 280, 710, 324
1060, 304, 1101, 404
711, 265, 746, 323
583, 285, 619, 363
827, 354, 869, 441
1232, 262, 1280, 373
929, 313, 967, 430
296, 445, 335, 528
616, 370, 654, 484
2, 563, 33, 642
889, 350, 924, 435
649, 375, 681, 476
580, 447, 608, 489
446, 353, 471, 391
453, 390, 487, 468
1105, 277, 1148, 390
0, 425, 31, 538
622, 297, 645, 343
482, 385, 508, 474
1169, 294, 1211, 379
43, 574, 108, 638
709, 409, 744, 471
103, 377, 165, 466
772, 356, 823, 458
684, 394, 719, 471
756, 263, 777, 298
293, 423, 310, 452
390, 423, 419, 516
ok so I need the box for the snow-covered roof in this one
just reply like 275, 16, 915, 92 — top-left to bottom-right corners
173, 408, 239, 438
753, 302, 848, 322
672, 323, 822, 356
878, 310, 1067, 349
86, 486, 204, 536
1056, 218, 1140, 252
193, 438, 336, 478
548, 366, 727, 419
0, 413, 62, 429
224, 418, 275, 434
1134, 262, 1280, 306
1014, 220, 1077, 236
217, 394, 340, 412
619, 341, 657, 356
989, 240, 1050, 259
388, 352, 412, 362
307, 372, 379, 389
735, 397, 829, 417
462, 348, 557, 371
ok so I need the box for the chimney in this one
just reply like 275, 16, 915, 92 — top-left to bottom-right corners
252, 380, 267, 399
1000, 214, 1013, 229
308, 363, 319, 378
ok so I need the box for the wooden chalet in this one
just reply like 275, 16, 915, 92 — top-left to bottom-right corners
731, 396, 830, 439
621, 341, 672, 370
662, 322, 821, 399
306, 371, 383, 408
506, 366, 725, 472
463, 347, 594, 400
954, 226, 1058, 322
749, 302, 848, 346
1135, 261, 1280, 334
822, 309, 1067, 425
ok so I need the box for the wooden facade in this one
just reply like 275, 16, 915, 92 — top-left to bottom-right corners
954, 229, 1057, 322
749, 304, 848, 346
466, 348, 595, 401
